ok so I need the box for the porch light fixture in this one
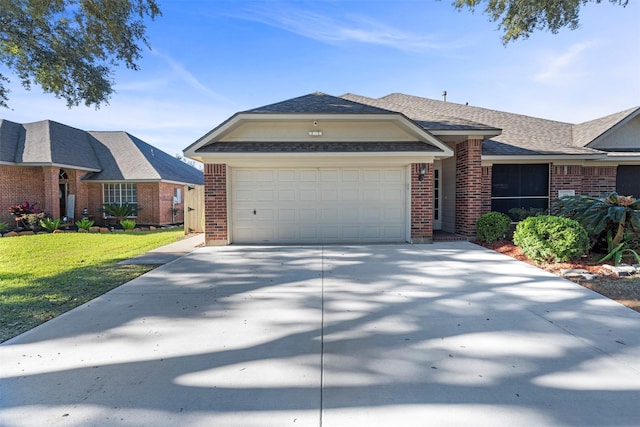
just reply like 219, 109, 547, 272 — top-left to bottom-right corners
418, 163, 427, 181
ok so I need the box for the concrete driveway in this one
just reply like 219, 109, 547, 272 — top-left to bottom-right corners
1, 242, 640, 426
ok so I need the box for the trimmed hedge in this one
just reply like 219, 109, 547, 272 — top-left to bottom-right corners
476, 211, 511, 243
513, 215, 588, 263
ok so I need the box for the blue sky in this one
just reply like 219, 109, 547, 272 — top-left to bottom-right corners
1, 0, 639, 159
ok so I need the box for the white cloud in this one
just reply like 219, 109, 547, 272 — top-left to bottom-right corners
150, 49, 236, 104
532, 42, 593, 84
235, 5, 457, 52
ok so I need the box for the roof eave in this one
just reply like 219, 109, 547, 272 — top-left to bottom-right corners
1, 161, 101, 172
482, 154, 607, 162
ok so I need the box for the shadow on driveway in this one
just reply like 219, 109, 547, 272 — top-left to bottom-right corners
1, 243, 639, 426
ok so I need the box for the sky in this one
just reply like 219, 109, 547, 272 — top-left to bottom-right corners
1, 0, 639, 160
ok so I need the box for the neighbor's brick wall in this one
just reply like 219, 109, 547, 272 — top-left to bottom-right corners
85, 182, 184, 226
158, 182, 184, 224
69, 170, 89, 221
136, 183, 159, 225
84, 182, 104, 223
42, 167, 59, 218
204, 164, 228, 245
0, 166, 45, 227
455, 138, 483, 237
410, 163, 433, 242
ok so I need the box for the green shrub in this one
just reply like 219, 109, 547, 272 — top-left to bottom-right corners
476, 211, 512, 243
553, 192, 640, 251
120, 219, 137, 230
513, 215, 589, 263
75, 218, 95, 230
0, 222, 8, 234
40, 217, 61, 232
508, 207, 545, 221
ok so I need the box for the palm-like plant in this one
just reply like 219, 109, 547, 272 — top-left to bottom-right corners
102, 202, 139, 221
553, 193, 640, 249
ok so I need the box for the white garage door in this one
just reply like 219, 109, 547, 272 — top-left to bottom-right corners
231, 167, 407, 243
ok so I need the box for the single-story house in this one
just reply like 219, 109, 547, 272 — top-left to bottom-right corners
184, 92, 640, 246
0, 119, 204, 227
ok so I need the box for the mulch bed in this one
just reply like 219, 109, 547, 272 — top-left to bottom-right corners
475, 240, 640, 313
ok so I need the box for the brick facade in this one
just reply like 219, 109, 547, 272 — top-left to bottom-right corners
0, 166, 45, 227
550, 164, 617, 200
410, 163, 433, 243
1, 164, 185, 228
455, 138, 483, 237
204, 163, 228, 245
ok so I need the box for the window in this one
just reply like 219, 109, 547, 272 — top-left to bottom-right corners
103, 183, 137, 216
491, 164, 549, 219
617, 166, 640, 198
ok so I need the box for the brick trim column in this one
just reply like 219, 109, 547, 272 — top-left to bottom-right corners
43, 166, 59, 218
410, 163, 433, 243
455, 138, 483, 237
204, 163, 228, 245
481, 165, 492, 215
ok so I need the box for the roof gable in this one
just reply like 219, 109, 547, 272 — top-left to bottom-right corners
572, 107, 640, 150
185, 92, 455, 161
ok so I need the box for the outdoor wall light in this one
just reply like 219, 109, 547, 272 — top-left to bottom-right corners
418, 163, 427, 181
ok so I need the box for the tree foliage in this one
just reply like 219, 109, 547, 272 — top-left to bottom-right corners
451, 0, 629, 43
0, 0, 161, 109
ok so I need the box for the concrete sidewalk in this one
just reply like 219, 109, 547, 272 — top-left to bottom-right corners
118, 233, 205, 265
1, 243, 639, 426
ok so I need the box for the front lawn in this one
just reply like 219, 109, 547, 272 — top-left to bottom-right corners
0, 228, 185, 342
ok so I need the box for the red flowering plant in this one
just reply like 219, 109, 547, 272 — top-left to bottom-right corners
8, 201, 45, 231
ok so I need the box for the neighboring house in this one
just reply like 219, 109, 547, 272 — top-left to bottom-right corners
184, 92, 640, 246
0, 119, 204, 227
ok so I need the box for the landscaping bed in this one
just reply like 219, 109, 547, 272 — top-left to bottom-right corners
477, 240, 640, 313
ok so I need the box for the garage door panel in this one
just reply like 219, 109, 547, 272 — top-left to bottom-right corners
342, 170, 360, 181
256, 190, 275, 201
299, 170, 318, 181
363, 189, 381, 201
278, 208, 296, 221
299, 209, 317, 221
321, 169, 339, 181
255, 170, 275, 182
278, 170, 296, 181
231, 167, 407, 243
299, 190, 317, 201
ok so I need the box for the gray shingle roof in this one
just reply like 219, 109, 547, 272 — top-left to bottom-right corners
244, 92, 397, 115
342, 93, 499, 132
87, 131, 204, 183
343, 93, 631, 156
0, 119, 203, 185
197, 140, 441, 153
1, 119, 101, 169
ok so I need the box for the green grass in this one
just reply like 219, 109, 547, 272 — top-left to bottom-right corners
0, 228, 186, 342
